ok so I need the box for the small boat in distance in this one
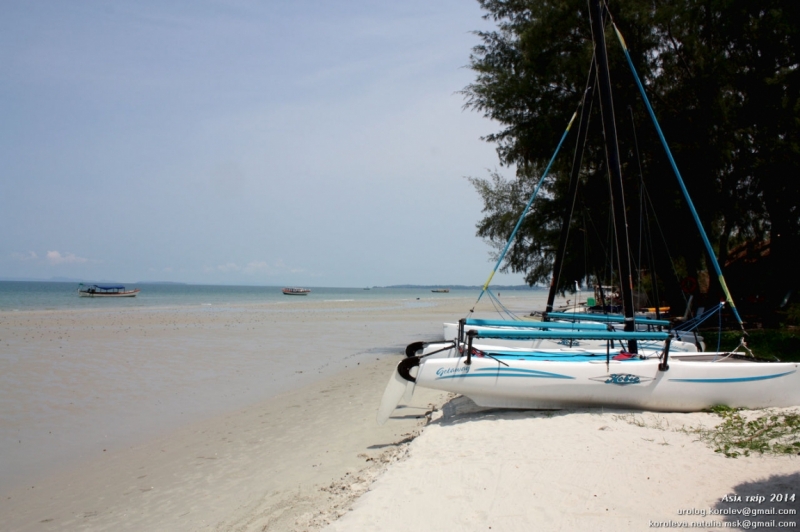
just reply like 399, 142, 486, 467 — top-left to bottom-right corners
431, 288, 450, 293
78, 284, 140, 297
282, 287, 311, 296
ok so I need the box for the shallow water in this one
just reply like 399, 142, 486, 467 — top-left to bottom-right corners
0, 289, 553, 492
0, 281, 498, 311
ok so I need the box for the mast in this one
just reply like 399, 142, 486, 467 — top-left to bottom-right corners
545, 61, 597, 317
589, 0, 638, 353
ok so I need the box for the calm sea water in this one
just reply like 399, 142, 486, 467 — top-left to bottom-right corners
0, 281, 545, 312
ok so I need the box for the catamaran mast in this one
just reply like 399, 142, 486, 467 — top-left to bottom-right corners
545, 60, 597, 318
589, 0, 638, 353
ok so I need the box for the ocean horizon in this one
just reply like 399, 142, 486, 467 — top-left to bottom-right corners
0, 280, 545, 312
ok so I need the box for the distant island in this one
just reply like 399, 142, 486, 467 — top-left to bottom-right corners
381, 284, 544, 290
134, 281, 188, 285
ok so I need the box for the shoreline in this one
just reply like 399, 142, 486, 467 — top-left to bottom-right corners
0, 355, 451, 531
0, 297, 474, 491
0, 292, 561, 530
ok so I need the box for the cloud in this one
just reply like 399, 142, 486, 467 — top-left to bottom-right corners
244, 261, 268, 273
206, 259, 308, 277
216, 262, 240, 272
46, 250, 88, 264
11, 251, 38, 261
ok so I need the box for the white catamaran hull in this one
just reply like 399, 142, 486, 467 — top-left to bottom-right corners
409, 356, 800, 412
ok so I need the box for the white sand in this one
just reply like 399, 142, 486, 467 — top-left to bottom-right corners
328, 399, 800, 531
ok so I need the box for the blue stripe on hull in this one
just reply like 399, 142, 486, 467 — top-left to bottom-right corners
669, 370, 796, 384
487, 353, 643, 362
436, 368, 575, 381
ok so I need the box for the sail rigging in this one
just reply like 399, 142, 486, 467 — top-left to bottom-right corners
608, 14, 745, 331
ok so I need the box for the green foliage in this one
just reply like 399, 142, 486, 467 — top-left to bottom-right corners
784, 304, 800, 326
464, 0, 800, 302
691, 407, 800, 458
619, 406, 800, 458
704, 328, 800, 361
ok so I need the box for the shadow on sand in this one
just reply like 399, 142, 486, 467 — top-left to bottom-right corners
711, 472, 800, 530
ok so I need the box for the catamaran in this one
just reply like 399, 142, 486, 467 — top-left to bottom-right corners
378, 1, 800, 423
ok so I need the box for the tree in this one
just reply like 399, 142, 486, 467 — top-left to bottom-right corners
464, 0, 800, 316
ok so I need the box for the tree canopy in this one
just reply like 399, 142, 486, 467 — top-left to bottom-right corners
464, 0, 800, 315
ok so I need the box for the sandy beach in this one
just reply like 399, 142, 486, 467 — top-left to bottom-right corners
330, 402, 800, 531
3, 292, 799, 531
1, 353, 448, 531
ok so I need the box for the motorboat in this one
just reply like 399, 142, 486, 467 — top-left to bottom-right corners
78, 284, 140, 297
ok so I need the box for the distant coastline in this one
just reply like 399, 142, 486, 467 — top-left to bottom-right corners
381, 284, 543, 290
0, 278, 542, 290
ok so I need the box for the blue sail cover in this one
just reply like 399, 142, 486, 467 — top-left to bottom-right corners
465, 318, 608, 330
545, 312, 671, 327
474, 329, 669, 341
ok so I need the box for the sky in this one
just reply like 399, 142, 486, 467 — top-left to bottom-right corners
0, 0, 524, 287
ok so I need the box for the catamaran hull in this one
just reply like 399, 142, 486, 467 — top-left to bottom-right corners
404, 356, 800, 412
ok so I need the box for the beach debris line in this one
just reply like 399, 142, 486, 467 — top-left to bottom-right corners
297, 442, 417, 529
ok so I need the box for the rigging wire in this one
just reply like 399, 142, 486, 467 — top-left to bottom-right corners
551, 60, 598, 301
673, 303, 724, 331
606, 9, 745, 332
640, 181, 690, 308
470, 107, 581, 314
628, 105, 665, 318
485, 290, 521, 320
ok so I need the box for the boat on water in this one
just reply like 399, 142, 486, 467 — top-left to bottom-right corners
78, 284, 140, 297
282, 287, 310, 296
431, 289, 450, 293
377, 2, 800, 422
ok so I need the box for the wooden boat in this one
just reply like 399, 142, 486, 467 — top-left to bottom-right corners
377, 1, 800, 422
78, 284, 140, 297
282, 287, 310, 295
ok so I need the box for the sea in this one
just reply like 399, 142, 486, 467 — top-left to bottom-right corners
0, 281, 544, 312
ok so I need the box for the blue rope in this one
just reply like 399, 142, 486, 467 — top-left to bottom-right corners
610, 23, 745, 330
673, 303, 724, 331
472, 110, 579, 310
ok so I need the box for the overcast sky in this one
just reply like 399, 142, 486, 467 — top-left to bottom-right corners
0, 0, 526, 287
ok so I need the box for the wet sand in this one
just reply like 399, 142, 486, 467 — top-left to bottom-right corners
0, 293, 546, 530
